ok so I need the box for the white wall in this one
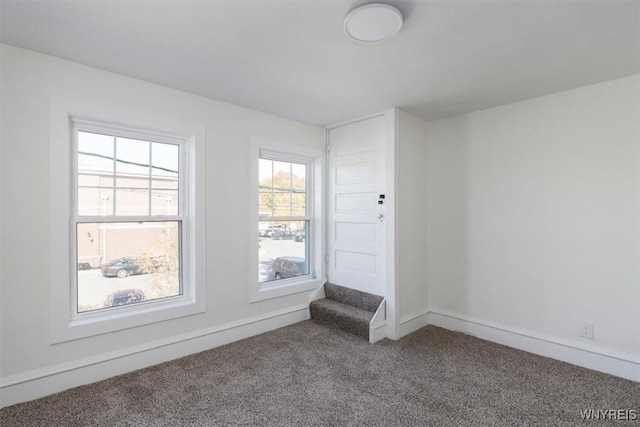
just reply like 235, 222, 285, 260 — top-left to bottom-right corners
0, 45, 324, 381
427, 75, 640, 361
396, 111, 429, 330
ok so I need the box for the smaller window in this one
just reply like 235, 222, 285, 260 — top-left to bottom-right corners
258, 157, 310, 284
250, 139, 324, 302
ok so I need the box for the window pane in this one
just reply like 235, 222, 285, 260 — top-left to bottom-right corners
115, 137, 150, 215
78, 132, 114, 215
258, 220, 309, 284
151, 142, 179, 176
273, 161, 292, 190
152, 142, 179, 215
77, 221, 181, 313
291, 163, 306, 190
272, 161, 291, 216
291, 193, 306, 217
258, 159, 273, 216
291, 163, 306, 216
115, 137, 149, 174
78, 175, 114, 216
151, 190, 178, 216
259, 159, 273, 187
259, 191, 273, 217
115, 184, 151, 216
78, 132, 114, 172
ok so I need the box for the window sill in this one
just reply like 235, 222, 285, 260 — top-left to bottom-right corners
50, 293, 206, 344
250, 277, 323, 303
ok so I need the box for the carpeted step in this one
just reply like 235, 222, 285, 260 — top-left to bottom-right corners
309, 298, 374, 340
324, 282, 383, 313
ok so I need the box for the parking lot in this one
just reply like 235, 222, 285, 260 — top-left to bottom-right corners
77, 269, 174, 312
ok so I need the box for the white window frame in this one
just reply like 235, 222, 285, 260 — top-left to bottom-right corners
50, 97, 206, 343
249, 138, 324, 302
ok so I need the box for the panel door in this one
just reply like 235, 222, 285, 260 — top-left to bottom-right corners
327, 115, 386, 296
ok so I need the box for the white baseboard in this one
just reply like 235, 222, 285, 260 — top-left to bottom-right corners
3, 305, 637, 408
399, 309, 430, 338
428, 308, 640, 382
0, 305, 309, 408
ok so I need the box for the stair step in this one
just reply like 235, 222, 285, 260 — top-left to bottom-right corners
324, 282, 383, 313
309, 299, 374, 340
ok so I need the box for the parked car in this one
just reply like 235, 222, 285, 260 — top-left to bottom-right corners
294, 230, 305, 242
273, 230, 294, 240
103, 288, 145, 307
260, 228, 274, 237
264, 225, 286, 238
271, 256, 307, 280
101, 258, 144, 278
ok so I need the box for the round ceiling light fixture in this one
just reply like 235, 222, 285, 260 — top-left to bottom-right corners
344, 3, 403, 43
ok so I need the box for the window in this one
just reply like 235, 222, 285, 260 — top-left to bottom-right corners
250, 139, 324, 301
50, 98, 206, 343
75, 128, 182, 313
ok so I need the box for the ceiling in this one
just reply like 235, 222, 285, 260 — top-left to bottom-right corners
1, 0, 638, 126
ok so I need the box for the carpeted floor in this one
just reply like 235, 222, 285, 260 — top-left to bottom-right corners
1, 321, 638, 426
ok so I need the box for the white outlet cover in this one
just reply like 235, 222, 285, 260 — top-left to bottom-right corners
580, 321, 594, 339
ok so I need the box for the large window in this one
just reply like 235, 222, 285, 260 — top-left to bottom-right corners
250, 139, 324, 301
50, 98, 206, 343
75, 129, 182, 313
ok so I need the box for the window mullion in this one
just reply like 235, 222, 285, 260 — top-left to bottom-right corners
75, 215, 184, 223
180, 148, 186, 217
112, 136, 117, 215
259, 216, 309, 221
306, 161, 311, 217
270, 160, 274, 217
148, 142, 153, 215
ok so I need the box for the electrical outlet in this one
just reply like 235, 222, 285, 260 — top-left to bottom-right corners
580, 321, 594, 339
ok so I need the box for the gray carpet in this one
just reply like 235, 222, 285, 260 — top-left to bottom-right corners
1, 321, 638, 426
323, 283, 383, 312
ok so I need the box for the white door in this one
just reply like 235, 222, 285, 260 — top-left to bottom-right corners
327, 115, 386, 296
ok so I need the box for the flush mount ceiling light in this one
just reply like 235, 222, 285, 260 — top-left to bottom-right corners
344, 3, 403, 43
